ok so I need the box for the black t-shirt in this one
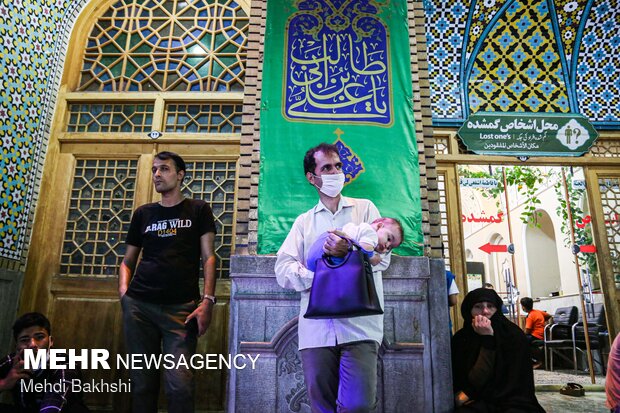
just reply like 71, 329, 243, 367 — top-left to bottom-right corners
125, 199, 216, 304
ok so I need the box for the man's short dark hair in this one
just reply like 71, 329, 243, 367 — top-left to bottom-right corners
520, 297, 534, 312
155, 151, 186, 172
303, 143, 340, 175
13, 312, 51, 341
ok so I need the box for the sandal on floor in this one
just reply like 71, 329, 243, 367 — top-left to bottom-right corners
559, 382, 585, 397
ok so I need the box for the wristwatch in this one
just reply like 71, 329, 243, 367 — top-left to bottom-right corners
202, 294, 217, 305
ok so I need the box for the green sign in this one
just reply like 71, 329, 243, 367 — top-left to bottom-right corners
257, 0, 423, 256
458, 112, 598, 157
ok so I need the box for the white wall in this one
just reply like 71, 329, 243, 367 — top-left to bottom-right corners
460, 167, 587, 300
525, 210, 562, 298
535, 292, 605, 316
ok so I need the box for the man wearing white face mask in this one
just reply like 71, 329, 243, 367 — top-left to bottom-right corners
275, 142, 391, 413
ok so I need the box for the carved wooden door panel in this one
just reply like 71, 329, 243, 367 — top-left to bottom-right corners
23, 144, 150, 410
23, 142, 237, 411
20, 1, 249, 408
586, 168, 620, 338
437, 165, 466, 331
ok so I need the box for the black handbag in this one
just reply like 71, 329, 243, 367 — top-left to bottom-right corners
304, 238, 383, 319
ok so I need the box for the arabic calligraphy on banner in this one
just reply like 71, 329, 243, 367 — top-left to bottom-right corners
572, 179, 586, 190
458, 112, 598, 157
284, 0, 391, 125
459, 177, 499, 188
257, 0, 423, 255
335, 136, 365, 183
462, 212, 504, 224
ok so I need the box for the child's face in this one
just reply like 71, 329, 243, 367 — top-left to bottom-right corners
373, 222, 402, 253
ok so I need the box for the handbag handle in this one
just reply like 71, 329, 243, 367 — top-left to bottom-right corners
320, 233, 365, 269
328, 231, 366, 251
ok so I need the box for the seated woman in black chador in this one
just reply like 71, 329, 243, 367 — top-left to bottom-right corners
451, 288, 545, 412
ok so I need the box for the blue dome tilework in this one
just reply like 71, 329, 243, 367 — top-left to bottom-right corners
424, 0, 470, 120
468, 0, 570, 114
424, 0, 620, 125
0, 0, 85, 261
466, 0, 510, 57
554, 0, 589, 64
576, 0, 620, 123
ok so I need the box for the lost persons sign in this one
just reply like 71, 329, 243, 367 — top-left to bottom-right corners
458, 112, 598, 157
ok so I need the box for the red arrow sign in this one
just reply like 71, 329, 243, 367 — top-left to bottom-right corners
479, 243, 508, 254
579, 245, 597, 253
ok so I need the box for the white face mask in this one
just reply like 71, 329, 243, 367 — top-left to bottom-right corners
314, 173, 345, 197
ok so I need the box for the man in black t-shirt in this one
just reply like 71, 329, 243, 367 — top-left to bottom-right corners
119, 151, 217, 413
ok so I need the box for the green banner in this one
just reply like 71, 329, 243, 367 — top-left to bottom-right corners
458, 112, 599, 157
258, 0, 423, 256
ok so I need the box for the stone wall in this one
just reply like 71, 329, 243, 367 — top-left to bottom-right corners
227, 255, 453, 413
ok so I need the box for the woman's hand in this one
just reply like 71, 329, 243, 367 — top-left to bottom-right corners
472, 315, 494, 336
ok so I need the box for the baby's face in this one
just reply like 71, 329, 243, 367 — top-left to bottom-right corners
373, 223, 402, 253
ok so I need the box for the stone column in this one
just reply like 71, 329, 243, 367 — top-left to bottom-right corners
227, 255, 453, 413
